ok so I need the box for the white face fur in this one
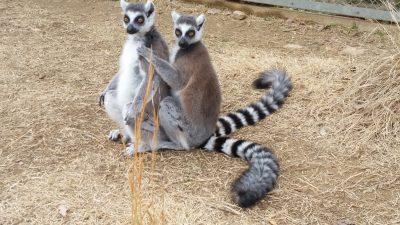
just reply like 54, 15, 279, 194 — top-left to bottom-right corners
120, 0, 155, 36
171, 11, 205, 48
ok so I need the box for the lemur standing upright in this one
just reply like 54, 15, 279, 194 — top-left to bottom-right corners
138, 12, 292, 207
99, 0, 170, 151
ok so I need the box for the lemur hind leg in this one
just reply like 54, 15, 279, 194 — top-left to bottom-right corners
125, 128, 156, 155
122, 96, 185, 153
104, 90, 124, 142
158, 96, 210, 150
124, 125, 186, 155
140, 119, 186, 151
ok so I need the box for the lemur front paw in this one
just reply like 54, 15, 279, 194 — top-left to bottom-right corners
137, 46, 152, 60
123, 103, 137, 126
108, 129, 121, 142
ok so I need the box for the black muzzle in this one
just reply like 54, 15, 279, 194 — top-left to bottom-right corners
127, 24, 138, 34
178, 38, 189, 49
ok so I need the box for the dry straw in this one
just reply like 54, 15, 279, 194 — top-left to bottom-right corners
314, 1, 400, 154
339, 1, 399, 148
128, 48, 166, 225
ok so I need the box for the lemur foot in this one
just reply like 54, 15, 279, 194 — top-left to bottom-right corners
108, 129, 121, 142
125, 143, 153, 156
125, 144, 135, 156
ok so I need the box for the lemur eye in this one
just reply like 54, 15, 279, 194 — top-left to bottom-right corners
175, 29, 182, 37
135, 16, 145, 24
187, 30, 195, 38
124, 15, 130, 24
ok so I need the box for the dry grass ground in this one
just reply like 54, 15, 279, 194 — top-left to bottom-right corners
0, 0, 399, 224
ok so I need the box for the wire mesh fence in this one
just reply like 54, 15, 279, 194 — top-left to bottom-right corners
316, 0, 398, 10
243, 0, 400, 21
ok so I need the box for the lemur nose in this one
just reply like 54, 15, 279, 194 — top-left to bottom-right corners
127, 24, 137, 34
178, 38, 189, 49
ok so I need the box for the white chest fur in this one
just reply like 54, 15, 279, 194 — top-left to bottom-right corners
169, 44, 180, 63
117, 37, 145, 107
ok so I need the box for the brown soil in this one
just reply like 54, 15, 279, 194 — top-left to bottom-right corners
1, 0, 398, 224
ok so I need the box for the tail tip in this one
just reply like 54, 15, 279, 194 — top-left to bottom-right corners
252, 77, 272, 89
253, 69, 290, 90
232, 180, 267, 208
232, 190, 260, 208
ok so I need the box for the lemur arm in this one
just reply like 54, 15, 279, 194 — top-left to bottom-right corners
99, 72, 120, 106
138, 46, 188, 91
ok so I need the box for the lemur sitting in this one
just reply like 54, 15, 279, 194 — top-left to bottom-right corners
137, 12, 292, 207
99, 0, 170, 151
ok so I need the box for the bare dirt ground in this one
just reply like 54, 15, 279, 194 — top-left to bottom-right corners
1, 0, 399, 224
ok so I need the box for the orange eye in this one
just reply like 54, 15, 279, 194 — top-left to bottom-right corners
124, 16, 130, 23
136, 16, 144, 24
175, 29, 182, 37
187, 31, 195, 38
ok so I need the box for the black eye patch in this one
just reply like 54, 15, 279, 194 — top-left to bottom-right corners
123, 15, 130, 24
135, 16, 145, 24
175, 29, 182, 37
186, 30, 195, 38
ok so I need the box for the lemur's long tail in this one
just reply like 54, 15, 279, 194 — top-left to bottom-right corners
215, 69, 292, 137
201, 137, 279, 208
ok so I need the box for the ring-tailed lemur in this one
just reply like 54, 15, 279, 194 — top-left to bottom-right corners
137, 12, 292, 207
99, 0, 170, 151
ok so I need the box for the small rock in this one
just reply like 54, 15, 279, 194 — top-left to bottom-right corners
336, 219, 355, 225
232, 11, 247, 20
269, 220, 278, 225
286, 18, 295, 23
207, 8, 222, 15
39, 74, 46, 79
222, 11, 232, 16
284, 44, 303, 49
58, 204, 69, 217
319, 127, 328, 136
340, 46, 366, 56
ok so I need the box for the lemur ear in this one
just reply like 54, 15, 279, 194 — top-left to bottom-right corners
196, 14, 205, 31
144, 0, 154, 17
120, 0, 128, 11
171, 11, 181, 23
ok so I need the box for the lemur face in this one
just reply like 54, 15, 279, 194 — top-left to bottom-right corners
171, 11, 205, 49
120, 0, 155, 35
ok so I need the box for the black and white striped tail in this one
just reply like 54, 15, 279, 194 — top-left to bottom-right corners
215, 69, 292, 137
202, 137, 279, 208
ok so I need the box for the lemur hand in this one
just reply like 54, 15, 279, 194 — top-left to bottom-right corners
123, 103, 137, 126
99, 91, 106, 107
137, 46, 152, 61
